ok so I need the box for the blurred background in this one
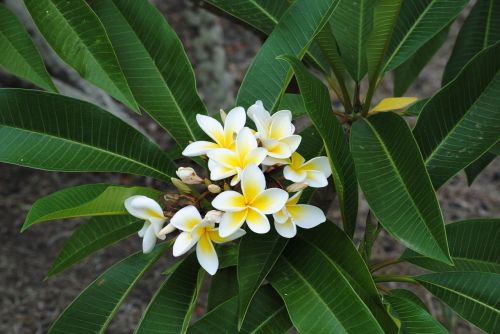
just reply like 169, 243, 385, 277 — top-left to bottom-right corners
0, 0, 498, 333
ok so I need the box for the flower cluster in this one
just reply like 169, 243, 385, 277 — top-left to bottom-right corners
125, 101, 331, 275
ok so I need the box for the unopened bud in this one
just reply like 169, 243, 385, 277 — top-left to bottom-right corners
286, 182, 308, 192
171, 177, 193, 194
208, 184, 221, 194
220, 109, 227, 122
176, 167, 203, 185
203, 210, 223, 225
158, 223, 176, 236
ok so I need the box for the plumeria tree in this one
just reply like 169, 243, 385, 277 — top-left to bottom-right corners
1, 0, 499, 333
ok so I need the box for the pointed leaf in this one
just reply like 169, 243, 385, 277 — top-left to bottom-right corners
414, 42, 500, 189
417, 272, 500, 333
350, 112, 451, 264
370, 97, 418, 113
465, 152, 497, 185
49, 242, 171, 333
207, 266, 238, 311
90, 0, 207, 148
135, 254, 203, 334
23, 0, 138, 111
402, 218, 500, 273
0, 89, 176, 181
23, 184, 161, 231
236, 0, 340, 110
48, 215, 143, 277
278, 93, 306, 119
0, 4, 56, 92
282, 56, 358, 237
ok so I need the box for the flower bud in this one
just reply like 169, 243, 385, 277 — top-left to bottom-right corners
286, 182, 308, 192
176, 167, 203, 185
207, 184, 221, 194
203, 210, 223, 225
171, 177, 193, 194
219, 109, 227, 122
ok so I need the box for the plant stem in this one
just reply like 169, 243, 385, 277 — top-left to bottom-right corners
353, 81, 362, 114
373, 275, 418, 284
370, 258, 402, 273
361, 77, 381, 117
326, 75, 353, 113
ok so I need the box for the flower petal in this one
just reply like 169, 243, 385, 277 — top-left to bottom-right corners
262, 156, 290, 166
303, 156, 332, 177
241, 163, 266, 203
209, 228, 246, 244
244, 147, 268, 166
142, 226, 157, 254
281, 135, 302, 154
208, 159, 235, 181
262, 139, 291, 159
182, 141, 219, 156
207, 148, 239, 169
246, 208, 270, 234
197, 114, 225, 145
287, 204, 326, 228
236, 127, 258, 160
173, 231, 198, 256
224, 106, 246, 145
251, 188, 288, 214
290, 152, 306, 168
212, 191, 246, 212
283, 165, 307, 183
138, 222, 148, 237
247, 100, 271, 136
274, 218, 297, 238
159, 223, 176, 237
288, 190, 302, 205
170, 205, 202, 232
196, 234, 218, 275
219, 209, 248, 238
305, 170, 329, 188
273, 208, 289, 224
125, 195, 165, 221
269, 110, 293, 139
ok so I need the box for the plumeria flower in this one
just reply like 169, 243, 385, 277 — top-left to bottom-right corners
247, 100, 301, 163
284, 152, 332, 188
212, 163, 288, 237
182, 106, 246, 156
207, 127, 267, 185
124, 195, 175, 254
176, 167, 203, 184
171, 206, 245, 275
273, 191, 326, 238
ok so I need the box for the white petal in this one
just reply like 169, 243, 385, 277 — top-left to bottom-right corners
209, 228, 246, 244
243, 147, 268, 167
305, 170, 329, 188
246, 208, 270, 234
208, 159, 236, 181
196, 234, 218, 275
287, 204, 326, 228
159, 223, 176, 237
142, 226, 157, 254
241, 163, 266, 203
173, 231, 198, 256
125, 195, 165, 221
223, 106, 246, 145
150, 218, 165, 236
303, 156, 332, 177
182, 141, 219, 156
273, 208, 289, 224
138, 222, 148, 237
170, 205, 202, 232
274, 218, 297, 238
251, 188, 289, 214
288, 190, 303, 205
283, 165, 307, 183
207, 148, 239, 169
219, 210, 248, 238
196, 114, 225, 145
212, 191, 246, 212
262, 139, 291, 159
269, 110, 293, 139
236, 127, 258, 159
262, 156, 290, 166
281, 135, 302, 153
247, 100, 271, 136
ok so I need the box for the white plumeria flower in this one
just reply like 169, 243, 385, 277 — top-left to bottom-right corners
283, 152, 332, 188
182, 106, 246, 156
212, 163, 288, 237
273, 191, 326, 238
124, 195, 175, 254
247, 100, 301, 163
171, 206, 245, 275
207, 127, 267, 185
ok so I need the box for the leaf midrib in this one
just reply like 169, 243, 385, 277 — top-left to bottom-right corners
483, 0, 494, 49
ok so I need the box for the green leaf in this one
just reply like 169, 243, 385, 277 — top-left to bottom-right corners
465, 151, 497, 185
278, 93, 306, 119
135, 254, 203, 334
218, 243, 239, 269
394, 26, 449, 96
90, 0, 207, 148
417, 272, 500, 333
49, 242, 171, 334
23, 183, 161, 231
282, 56, 358, 237
0, 4, 56, 92
297, 125, 325, 160
350, 112, 451, 264
489, 140, 500, 155
386, 289, 448, 334
401, 98, 428, 116
48, 215, 143, 277
443, 0, 500, 84
330, 0, 376, 80
207, 266, 238, 311
23, 0, 138, 111
402, 218, 500, 273
236, 0, 339, 110
237, 230, 287, 328
383, 0, 468, 73
189, 285, 291, 334
0, 89, 176, 181
413, 42, 500, 189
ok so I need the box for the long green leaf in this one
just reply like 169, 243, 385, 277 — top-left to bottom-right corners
331, 0, 376, 80
90, 0, 207, 148
282, 56, 358, 237
413, 42, 500, 189
443, 0, 500, 84
278, 93, 306, 120
135, 254, 202, 334
23, 184, 161, 231
207, 266, 238, 311
48, 215, 142, 277
382, 0, 467, 73
350, 112, 451, 264
23, 0, 138, 111
0, 89, 176, 182
236, 0, 339, 110
402, 218, 500, 273
465, 151, 497, 185
417, 272, 500, 333
237, 230, 287, 328
49, 242, 171, 334
0, 4, 56, 92
386, 289, 448, 334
